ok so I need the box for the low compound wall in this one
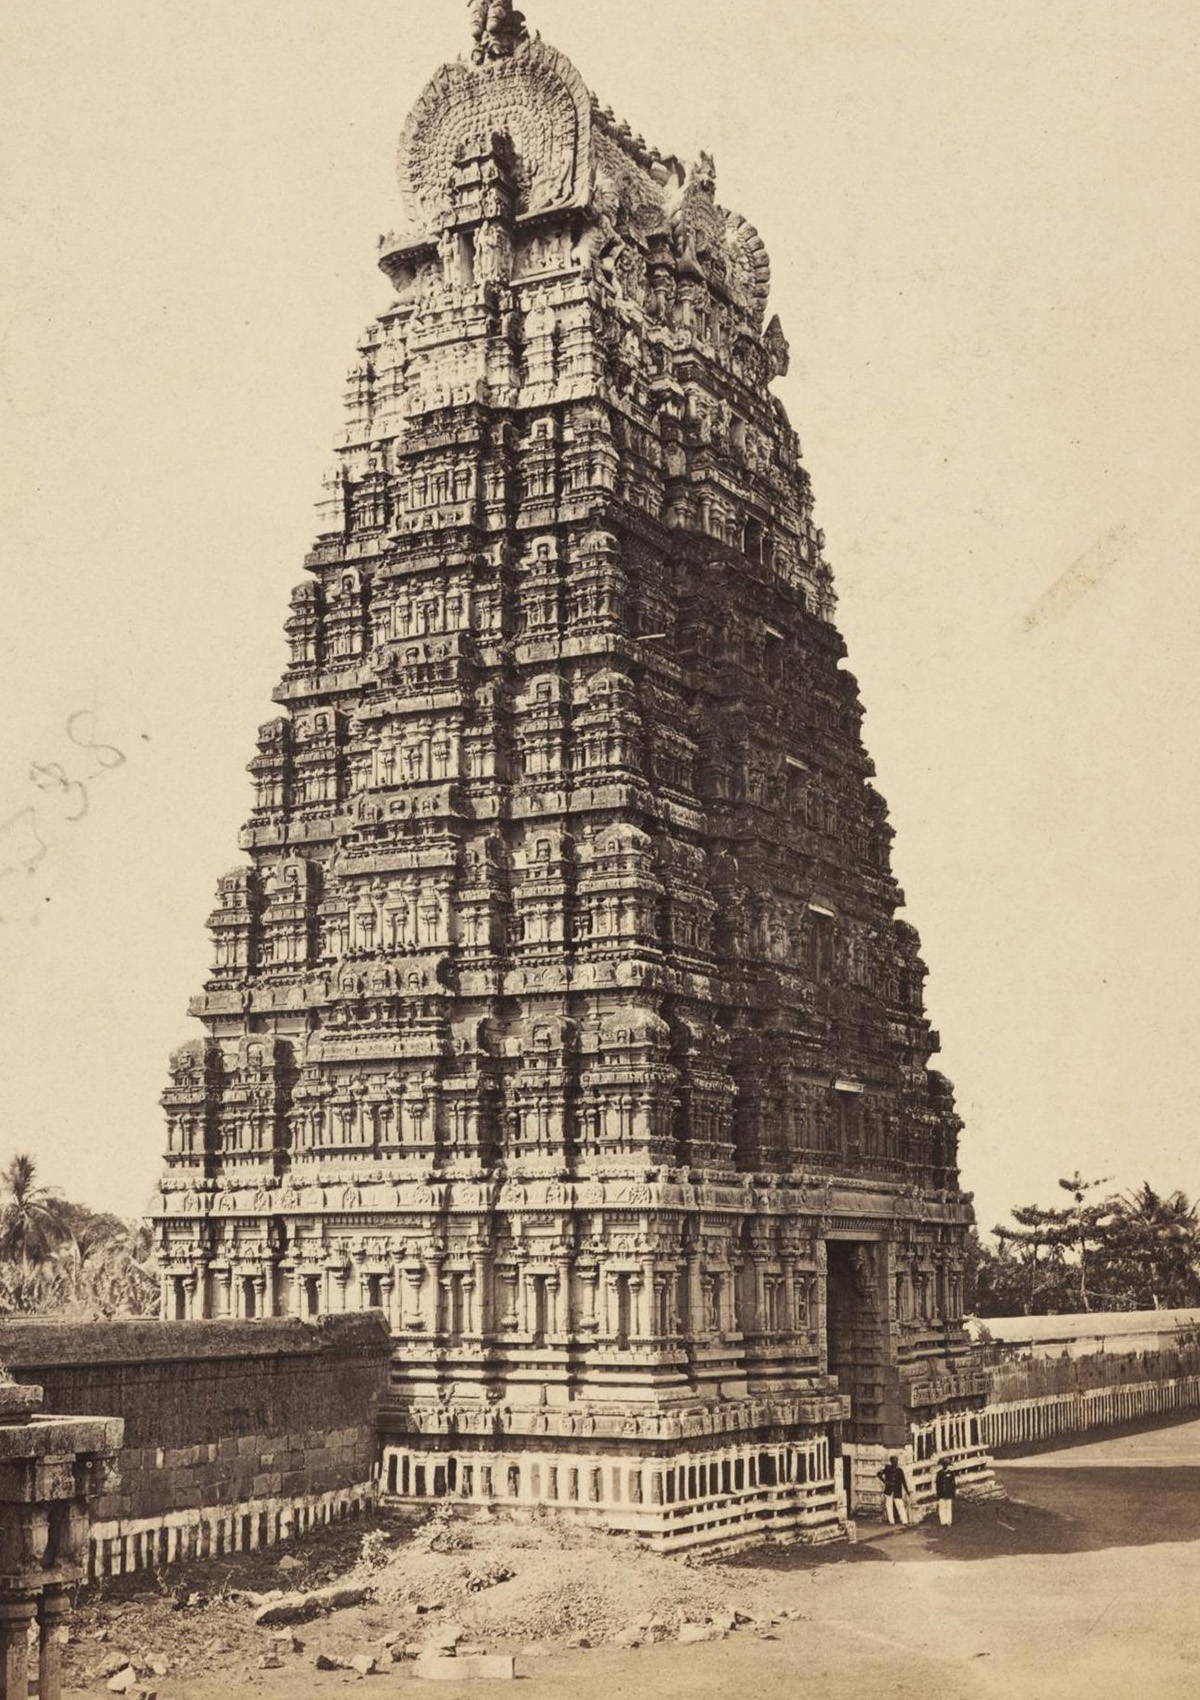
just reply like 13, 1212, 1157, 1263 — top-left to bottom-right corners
6, 1305, 1194, 1574
968, 1309, 1200, 1455
0, 1313, 392, 1579
979, 1375, 1200, 1452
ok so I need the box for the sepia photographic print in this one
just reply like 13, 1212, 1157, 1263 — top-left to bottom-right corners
1, 3, 1197, 1697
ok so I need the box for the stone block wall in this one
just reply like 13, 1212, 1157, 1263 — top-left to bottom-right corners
979, 1374, 1200, 1453
969, 1311, 1200, 1455
0, 1314, 391, 1576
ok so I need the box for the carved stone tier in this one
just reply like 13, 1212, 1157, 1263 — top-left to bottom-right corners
154, 1, 991, 1546
0, 1379, 123, 1700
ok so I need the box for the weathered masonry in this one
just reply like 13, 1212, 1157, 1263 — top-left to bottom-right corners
0, 1375, 121, 1700
970, 1309, 1200, 1456
154, 0, 991, 1546
0, 1316, 389, 1579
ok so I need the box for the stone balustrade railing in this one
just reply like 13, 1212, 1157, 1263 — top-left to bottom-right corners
979, 1373, 1200, 1454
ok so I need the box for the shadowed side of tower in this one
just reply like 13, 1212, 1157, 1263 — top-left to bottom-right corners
154, 2, 993, 1549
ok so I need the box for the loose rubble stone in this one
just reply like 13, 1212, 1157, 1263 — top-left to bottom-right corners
106, 1669, 137, 1694
678, 1623, 723, 1645
423, 1621, 467, 1652
253, 1583, 370, 1626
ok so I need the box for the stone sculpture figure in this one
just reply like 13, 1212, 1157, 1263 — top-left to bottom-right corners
470, 0, 529, 63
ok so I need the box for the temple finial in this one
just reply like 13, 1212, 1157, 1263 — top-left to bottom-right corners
468, 0, 530, 64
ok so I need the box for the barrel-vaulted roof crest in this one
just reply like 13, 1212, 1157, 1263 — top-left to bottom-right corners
397, 8, 592, 237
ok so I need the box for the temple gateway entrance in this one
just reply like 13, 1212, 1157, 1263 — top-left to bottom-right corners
825, 1239, 895, 1450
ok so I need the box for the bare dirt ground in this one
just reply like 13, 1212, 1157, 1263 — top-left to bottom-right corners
65, 1416, 1200, 1700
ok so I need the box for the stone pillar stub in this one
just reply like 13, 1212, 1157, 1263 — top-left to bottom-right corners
0, 1377, 122, 1700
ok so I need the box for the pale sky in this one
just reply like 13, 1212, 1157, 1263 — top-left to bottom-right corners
1, 0, 1197, 1234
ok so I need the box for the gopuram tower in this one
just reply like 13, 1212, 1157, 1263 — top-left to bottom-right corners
155, 1, 992, 1546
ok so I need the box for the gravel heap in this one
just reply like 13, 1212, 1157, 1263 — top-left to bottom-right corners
356, 1510, 770, 1645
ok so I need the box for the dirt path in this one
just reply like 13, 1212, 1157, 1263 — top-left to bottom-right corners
66, 1417, 1200, 1700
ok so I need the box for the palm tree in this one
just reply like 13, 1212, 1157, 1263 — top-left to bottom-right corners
0, 1159, 159, 1319
0, 1154, 69, 1270
1098, 1184, 1200, 1310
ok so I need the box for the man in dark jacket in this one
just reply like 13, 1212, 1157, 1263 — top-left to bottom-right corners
935, 1461, 957, 1527
878, 1455, 910, 1524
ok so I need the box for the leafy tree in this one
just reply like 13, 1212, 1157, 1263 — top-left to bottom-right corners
991, 1203, 1072, 1315
1093, 1185, 1200, 1311
965, 1230, 1034, 1316
991, 1172, 1114, 1313
976, 1175, 1200, 1316
1054, 1171, 1117, 1311
74, 1219, 159, 1319
0, 1153, 159, 1320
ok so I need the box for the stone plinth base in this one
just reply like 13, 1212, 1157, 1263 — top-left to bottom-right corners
980, 1373, 1200, 1455
843, 1440, 999, 1522
86, 1479, 377, 1581
380, 1425, 847, 1553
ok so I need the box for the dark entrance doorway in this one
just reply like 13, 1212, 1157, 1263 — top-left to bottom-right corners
825, 1239, 892, 1447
